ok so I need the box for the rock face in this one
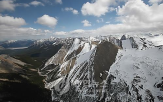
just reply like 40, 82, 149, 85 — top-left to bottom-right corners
39, 35, 163, 102
121, 35, 127, 40
93, 41, 119, 83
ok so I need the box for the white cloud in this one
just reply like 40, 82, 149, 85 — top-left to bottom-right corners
117, 0, 163, 24
54, 31, 67, 35
105, 21, 110, 23
55, 0, 62, 4
96, 18, 104, 23
97, 0, 163, 35
30, 1, 44, 6
1, 0, 163, 40
72, 9, 79, 15
0, 0, 34, 12
109, 7, 116, 12
96, 20, 100, 23
54, 29, 87, 37
149, 0, 163, 4
0, 26, 51, 41
0, 15, 51, 41
82, 20, 92, 27
36, 15, 57, 28
0, 15, 26, 27
0, 0, 15, 12
81, 0, 116, 17
54, 0, 163, 37
65, 7, 79, 15
65, 7, 73, 11
70, 29, 85, 34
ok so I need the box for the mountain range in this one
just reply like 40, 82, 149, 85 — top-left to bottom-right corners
0, 34, 163, 102
38, 34, 163, 102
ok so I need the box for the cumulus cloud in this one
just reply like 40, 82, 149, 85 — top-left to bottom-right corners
36, 15, 57, 28
82, 20, 92, 27
0, 15, 51, 41
72, 9, 79, 15
1, 0, 163, 40
0, 15, 26, 27
97, 0, 163, 35
117, 0, 163, 24
0, 0, 33, 12
81, 0, 116, 17
55, 0, 62, 4
54, 0, 163, 37
0, 0, 15, 12
30, 1, 44, 6
65, 7, 79, 15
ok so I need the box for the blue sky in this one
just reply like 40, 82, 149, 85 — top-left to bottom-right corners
1, 0, 115, 31
0, 0, 163, 41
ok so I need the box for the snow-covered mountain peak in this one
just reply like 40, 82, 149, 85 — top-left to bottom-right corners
39, 34, 163, 102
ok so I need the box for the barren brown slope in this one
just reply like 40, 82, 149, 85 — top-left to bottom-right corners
0, 55, 25, 73
93, 41, 119, 82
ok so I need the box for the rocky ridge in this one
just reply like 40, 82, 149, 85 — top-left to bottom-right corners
39, 34, 163, 102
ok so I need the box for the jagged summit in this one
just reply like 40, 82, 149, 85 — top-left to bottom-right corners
39, 34, 163, 102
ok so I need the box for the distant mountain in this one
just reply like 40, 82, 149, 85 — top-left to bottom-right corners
0, 46, 4, 50
0, 38, 64, 65
0, 40, 35, 48
39, 34, 163, 102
